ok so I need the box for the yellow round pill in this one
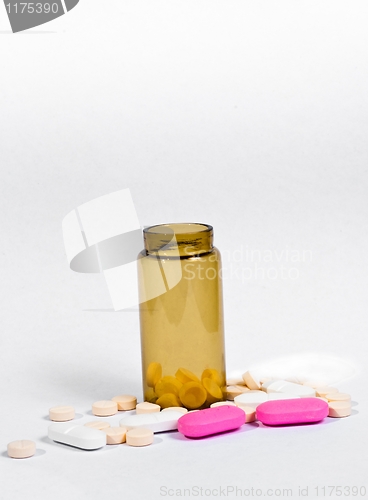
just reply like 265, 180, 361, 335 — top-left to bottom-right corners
145, 388, 158, 403
179, 381, 207, 409
175, 367, 200, 384
201, 368, 222, 386
155, 376, 183, 397
146, 362, 162, 388
156, 393, 181, 408
202, 377, 223, 404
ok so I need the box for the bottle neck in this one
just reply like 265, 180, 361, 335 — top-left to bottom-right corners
143, 223, 213, 258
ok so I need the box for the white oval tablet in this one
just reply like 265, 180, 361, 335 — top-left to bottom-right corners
262, 380, 315, 398
268, 393, 301, 401
120, 410, 183, 433
234, 390, 268, 408
48, 423, 106, 450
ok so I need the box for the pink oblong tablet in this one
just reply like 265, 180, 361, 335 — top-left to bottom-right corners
177, 405, 244, 438
256, 397, 329, 426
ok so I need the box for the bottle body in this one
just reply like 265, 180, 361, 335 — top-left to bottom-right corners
138, 223, 226, 410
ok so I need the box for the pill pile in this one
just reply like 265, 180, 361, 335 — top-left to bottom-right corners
145, 363, 225, 410
7, 370, 354, 458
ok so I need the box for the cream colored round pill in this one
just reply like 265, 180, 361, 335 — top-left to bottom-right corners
49, 405, 75, 422
126, 427, 154, 447
7, 440, 36, 459
236, 404, 257, 423
84, 421, 111, 430
210, 401, 236, 408
326, 393, 351, 402
104, 426, 127, 445
226, 385, 249, 400
242, 371, 261, 390
92, 400, 118, 417
315, 387, 338, 397
316, 397, 328, 403
328, 401, 351, 418
226, 379, 245, 386
161, 407, 188, 414
136, 402, 160, 414
112, 395, 137, 411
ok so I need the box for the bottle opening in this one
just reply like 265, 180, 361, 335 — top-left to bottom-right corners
143, 223, 213, 257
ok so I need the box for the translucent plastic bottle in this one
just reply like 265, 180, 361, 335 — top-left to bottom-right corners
137, 223, 226, 410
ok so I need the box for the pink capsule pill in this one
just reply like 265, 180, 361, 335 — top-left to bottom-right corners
177, 405, 244, 438
256, 397, 329, 426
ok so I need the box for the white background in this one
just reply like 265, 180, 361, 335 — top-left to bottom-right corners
1, 1, 367, 499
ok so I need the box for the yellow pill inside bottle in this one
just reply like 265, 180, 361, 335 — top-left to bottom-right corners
202, 377, 223, 404
201, 368, 222, 387
156, 393, 182, 409
155, 376, 183, 397
146, 362, 162, 388
175, 368, 200, 385
179, 381, 207, 409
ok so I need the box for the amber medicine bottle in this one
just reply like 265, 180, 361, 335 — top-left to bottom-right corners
137, 223, 226, 410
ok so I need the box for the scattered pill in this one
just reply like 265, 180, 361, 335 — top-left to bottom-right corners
112, 395, 137, 411
235, 405, 257, 423
7, 440, 36, 459
146, 362, 162, 388
49, 406, 75, 422
178, 405, 245, 438
211, 401, 236, 408
179, 381, 207, 409
256, 398, 329, 426
120, 410, 183, 433
325, 393, 351, 402
126, 428, 154, 447
136, 402, 160, 414
104, 426, 127, 445
202, 377, 223, 404
234, 390, 268, 408
226, 385, 249, 400
328, 401, 351, 418
84, 421, 110, 431
262, 380, 315, 398
242, 371, 261, 390
315, 387, 338, 398
227, 379, 245, 386
48, 423, 106, 450
92, 400, 118, 417
162, 407, 188, 414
